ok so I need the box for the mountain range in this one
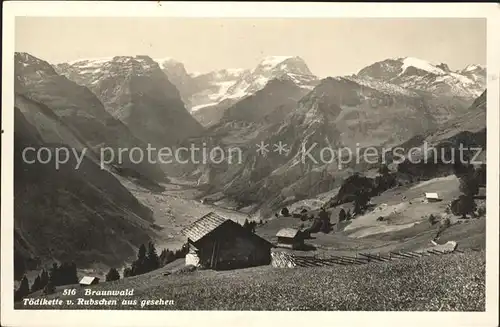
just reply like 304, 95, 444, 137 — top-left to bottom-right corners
14, 51, 486, 274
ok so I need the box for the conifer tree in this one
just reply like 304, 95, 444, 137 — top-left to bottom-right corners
43, 278, 56, 295
146, 242, 160, 272
31, 275, 42, 293
123, 267, 133, 278
105, 268, 120, 282
138, 244, 147, 261
49, 263, 59, 286
69, 262, 78, 284
132, 244, 148, 275
338, 208, 347, 222
40, 269, 49, 288
14, 275, 30, 301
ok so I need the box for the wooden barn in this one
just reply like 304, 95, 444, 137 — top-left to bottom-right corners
276, 228, 304, 250
181, 212, 273, 270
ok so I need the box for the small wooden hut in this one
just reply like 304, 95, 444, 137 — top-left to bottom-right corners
276, 228, 304, 250
79, 276, 99, 287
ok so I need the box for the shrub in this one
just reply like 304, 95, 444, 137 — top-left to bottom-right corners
353, 190, 370, 215
441, 217, 451, 228
281, 207, 290, 217
379, 164, 390, 176
476, 207, 486, 217
451, 195, 477, 218
428, 214, 438, 225
175, 265, 197, 274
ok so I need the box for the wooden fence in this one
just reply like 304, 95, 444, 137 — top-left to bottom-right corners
271, 247, 464, 268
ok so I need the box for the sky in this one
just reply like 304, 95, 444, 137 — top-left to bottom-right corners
15, 17, 486, 77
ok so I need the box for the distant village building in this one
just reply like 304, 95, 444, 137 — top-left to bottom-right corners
424, 193, 441, 203
181, 212, 273, 270
79, 276, 99, 287
276, 228, 304, 250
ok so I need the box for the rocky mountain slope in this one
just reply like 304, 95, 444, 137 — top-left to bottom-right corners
220, 77, 311, 124
417, 90, 486, 152
15, 52, 166, 182
55, 55, 203, 147
178, 72, 453, 212
14, 102, 155, 277
154, 57, 197, 106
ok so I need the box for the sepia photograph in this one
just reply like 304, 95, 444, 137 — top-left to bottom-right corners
2, 2, 499, 327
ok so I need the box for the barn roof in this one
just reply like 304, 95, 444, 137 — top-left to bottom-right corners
181, 212, 228, 243
79, 276, 98, 285
276, 228, 300, 238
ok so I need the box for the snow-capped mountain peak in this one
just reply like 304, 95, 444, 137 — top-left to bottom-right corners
254, 55, 313, 76
462, 64, 484, 72
154, 56, 175, 63
66, 57, 114, 65
259, 55, 294, 68
357, 56, 486, 98
220, 55, 317, 101
59, 56, 162, 79
398, 57, 446, 76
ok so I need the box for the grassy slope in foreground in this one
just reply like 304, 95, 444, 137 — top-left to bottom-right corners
18, 251, 485, 311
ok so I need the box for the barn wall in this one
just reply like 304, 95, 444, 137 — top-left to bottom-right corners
216, 235, 270, 268
277, 237, 303, 249
277, 237, 295, 244
193, 223, 271, 269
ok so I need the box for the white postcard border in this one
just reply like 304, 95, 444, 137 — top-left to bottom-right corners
2, 2, 499, 327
